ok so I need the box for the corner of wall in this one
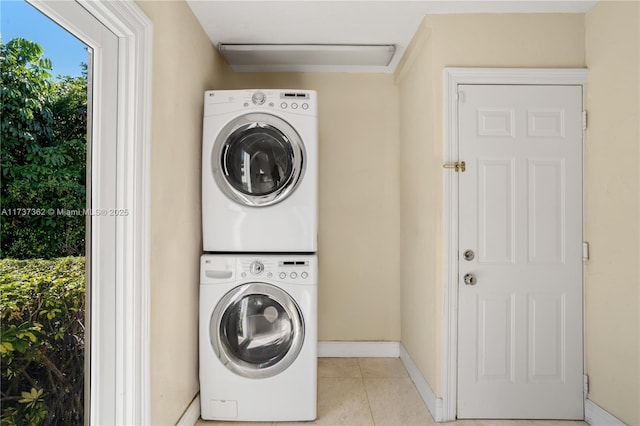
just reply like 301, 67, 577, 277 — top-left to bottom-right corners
134, 0, 233, 424
394, 17, 431, 85
397, 11, 441, 400
400, 344, 444, 422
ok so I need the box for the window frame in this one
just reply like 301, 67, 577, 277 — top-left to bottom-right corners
26, 1, 152, 424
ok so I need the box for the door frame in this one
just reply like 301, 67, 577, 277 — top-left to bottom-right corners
26, 1, 152, 424
441, 68, 588, 421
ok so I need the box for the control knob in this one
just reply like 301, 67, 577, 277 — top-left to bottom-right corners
251, 91, 266, 105
249, 261, 264, 275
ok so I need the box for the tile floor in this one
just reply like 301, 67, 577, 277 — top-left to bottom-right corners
196, 358, 589, 426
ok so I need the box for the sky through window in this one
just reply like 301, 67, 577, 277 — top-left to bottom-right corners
1, 0, 88, 77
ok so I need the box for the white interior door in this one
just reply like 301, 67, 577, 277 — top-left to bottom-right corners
457, 85, 584, 419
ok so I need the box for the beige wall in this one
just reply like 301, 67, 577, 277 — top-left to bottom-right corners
222, 73, 402, 341
396, 13, 585, 396
396, 21, 440, 391
134, 1, 231, 423
585, 2, 640, 425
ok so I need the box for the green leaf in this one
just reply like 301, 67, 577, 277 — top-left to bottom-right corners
16, 331, 37, 342
13, 339, 29, 353
18, 387, 45, 408
0, 341, 15, 353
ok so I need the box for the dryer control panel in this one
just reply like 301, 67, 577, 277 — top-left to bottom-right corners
204, 89, 317, 117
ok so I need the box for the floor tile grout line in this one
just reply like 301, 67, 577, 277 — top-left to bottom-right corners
357, 358, 377, 426
361, 375, 376, 425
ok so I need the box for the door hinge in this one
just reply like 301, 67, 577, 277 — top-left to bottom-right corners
458, 90, 465, 103
584, 374, 589, 395
583, 242, 590, 261
443, 161, 466, 173
583, 111, 588, 130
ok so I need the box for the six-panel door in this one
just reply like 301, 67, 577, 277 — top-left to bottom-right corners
457, 85, 584, 419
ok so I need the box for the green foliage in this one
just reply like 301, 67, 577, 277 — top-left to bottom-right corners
0, 38, 87, 259
50, 74, 88, 146
0, 38, 54, 157
0, 257, 85, 426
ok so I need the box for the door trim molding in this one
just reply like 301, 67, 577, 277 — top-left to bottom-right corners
442, 68, 588, 421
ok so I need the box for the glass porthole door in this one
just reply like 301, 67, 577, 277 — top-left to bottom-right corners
212, 113, 306, 207
210, 283, 305, 378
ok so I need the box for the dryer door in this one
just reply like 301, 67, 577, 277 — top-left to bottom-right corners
211, 283, 305, 379
212, 113, 305, 207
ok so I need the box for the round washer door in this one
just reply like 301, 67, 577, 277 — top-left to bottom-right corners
210, 283, 305, 379
212, 113, 306, 207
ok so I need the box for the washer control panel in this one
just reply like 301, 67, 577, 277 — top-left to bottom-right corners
240, 258, 312, 282
201, 255, 317, 285
276, 260, 310, 281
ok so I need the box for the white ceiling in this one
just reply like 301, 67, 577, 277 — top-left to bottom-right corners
186, 1, 598, 73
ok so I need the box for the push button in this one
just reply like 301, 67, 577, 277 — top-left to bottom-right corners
290, 272, 298, 279
279, 272, 286, 279
301, 272, 308, 279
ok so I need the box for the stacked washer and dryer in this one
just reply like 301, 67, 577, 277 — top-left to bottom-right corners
200, 89, 318, 421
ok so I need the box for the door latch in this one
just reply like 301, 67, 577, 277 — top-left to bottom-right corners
443, 161, 466, 173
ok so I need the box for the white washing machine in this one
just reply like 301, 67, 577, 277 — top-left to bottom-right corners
199, 253, 317, 421
202, 89, 318, 253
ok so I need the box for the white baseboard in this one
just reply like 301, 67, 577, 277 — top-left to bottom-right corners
585, 399, 626, 426
399, 344, 444, 422
318, 341, 400, 357
176, 394, 200, 426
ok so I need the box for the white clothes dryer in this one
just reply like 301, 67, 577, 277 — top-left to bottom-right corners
199, 253, 317, 421
202, 89, 318, 253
